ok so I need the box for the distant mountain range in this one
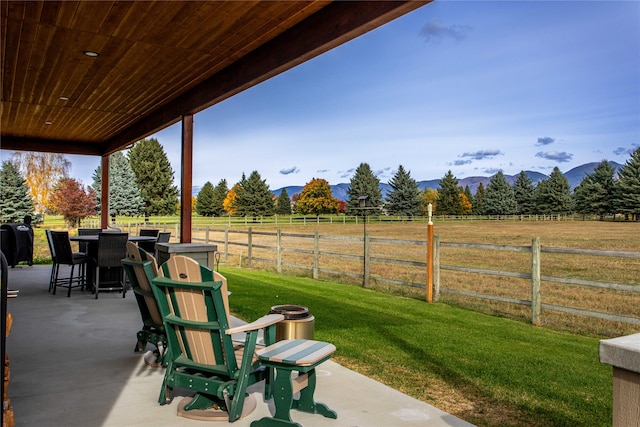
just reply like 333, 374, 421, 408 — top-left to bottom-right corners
270, 161, 623, 201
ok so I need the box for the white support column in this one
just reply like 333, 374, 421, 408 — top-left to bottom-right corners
600, 333, 640, 426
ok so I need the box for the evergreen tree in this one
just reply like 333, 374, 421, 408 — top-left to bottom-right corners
234, 171, 274, 219
127, 138, 179, 218
484, 171, 517, 215
276, 187, 292, 215
211, 179, 229, 217
436, 170, 461, 215
573, 160, 617, 219
346, 163, 382, 215
473, 182, 486, 215
296, 178, 339, 216
0, 160, 34, 223
616, 147, 640, 221
535, 167, 573, 214
195, 181, 216, 216
91, 152, 143, 222
513, 171, 536, 215
385, 165, 422, 217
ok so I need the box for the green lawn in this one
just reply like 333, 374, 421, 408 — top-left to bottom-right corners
222, 266, 612, 427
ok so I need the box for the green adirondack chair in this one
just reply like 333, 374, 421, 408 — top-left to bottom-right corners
121, 242, 167, 366
151, 255, 284, 422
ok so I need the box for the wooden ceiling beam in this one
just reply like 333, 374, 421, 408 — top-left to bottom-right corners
1, 136, 103, 156
104, 1, 428, 154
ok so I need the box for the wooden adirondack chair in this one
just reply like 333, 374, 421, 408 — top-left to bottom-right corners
121, 242, 167, 366
151, 255, 284, 422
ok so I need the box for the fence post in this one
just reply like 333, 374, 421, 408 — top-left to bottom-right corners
224, 226, 229, 263
205, 225, 210, 243
427, 206, 434, 302
247, 226, 252, 267
531, 237, 541, 325
313, 231, 319, 279
277, 228, 282, 274
434, 235, 440, 301
363, 233, 370, 287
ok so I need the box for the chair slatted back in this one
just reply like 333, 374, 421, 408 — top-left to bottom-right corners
156, 256, 236, 375
125, 242, 163, 326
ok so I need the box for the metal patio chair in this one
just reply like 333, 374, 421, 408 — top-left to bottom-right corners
77, 228, 101, 255
138, 229, 159, 254
45, 229, 58, 292
49, 230, 88, 297
93, 232, 128, 299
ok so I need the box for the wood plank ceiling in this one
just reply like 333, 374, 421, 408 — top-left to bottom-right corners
1, 1, 428, 157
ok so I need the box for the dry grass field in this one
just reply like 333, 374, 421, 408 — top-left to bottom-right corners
32, 218, 639, 337
199, 219, 640, 338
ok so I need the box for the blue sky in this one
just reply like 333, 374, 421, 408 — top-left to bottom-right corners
49, 1, 640, 189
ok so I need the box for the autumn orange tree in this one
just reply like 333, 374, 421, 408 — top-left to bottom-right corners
421, 188, 438, 215
49, 178, 97, 227
295, 178, 339, 216
223, 184, 239, 215
12, 152, 70, 215
459, 192, 472, 214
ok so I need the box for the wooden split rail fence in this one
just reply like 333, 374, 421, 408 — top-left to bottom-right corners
191, 226, 640, 327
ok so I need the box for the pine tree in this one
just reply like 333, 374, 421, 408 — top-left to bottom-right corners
127, 138, 179, 218
573, 160, 617, 219
0, 160, 34, 223
346, 163, 382, 215
386, 165, 422, 217
276, 188, 292, 215
473, 182, 486, 215
484, 171, 517, 215
535, 167, 573, 214
91, 152, 143, 222
616, 147, 640, 221
195, 182, 216, 216
49, 178, 97, 227
436, 170, 461, 215
211, 179, 229, 217
234, 171, 274, 220
295, 178, 338, 216
513, 171, 536, 215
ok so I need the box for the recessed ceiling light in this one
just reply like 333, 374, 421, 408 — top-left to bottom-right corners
83, 51, 99, 57
59, 96, 69, 101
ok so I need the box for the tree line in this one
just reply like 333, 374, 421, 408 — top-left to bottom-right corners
2, 143, 638, 226
195, 148, 639, 221
0, 138, 178, 226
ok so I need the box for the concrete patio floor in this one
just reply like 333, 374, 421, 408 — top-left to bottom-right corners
4, 265, 474, 427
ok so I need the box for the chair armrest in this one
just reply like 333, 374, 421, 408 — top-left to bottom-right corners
226, 314, 284, 335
